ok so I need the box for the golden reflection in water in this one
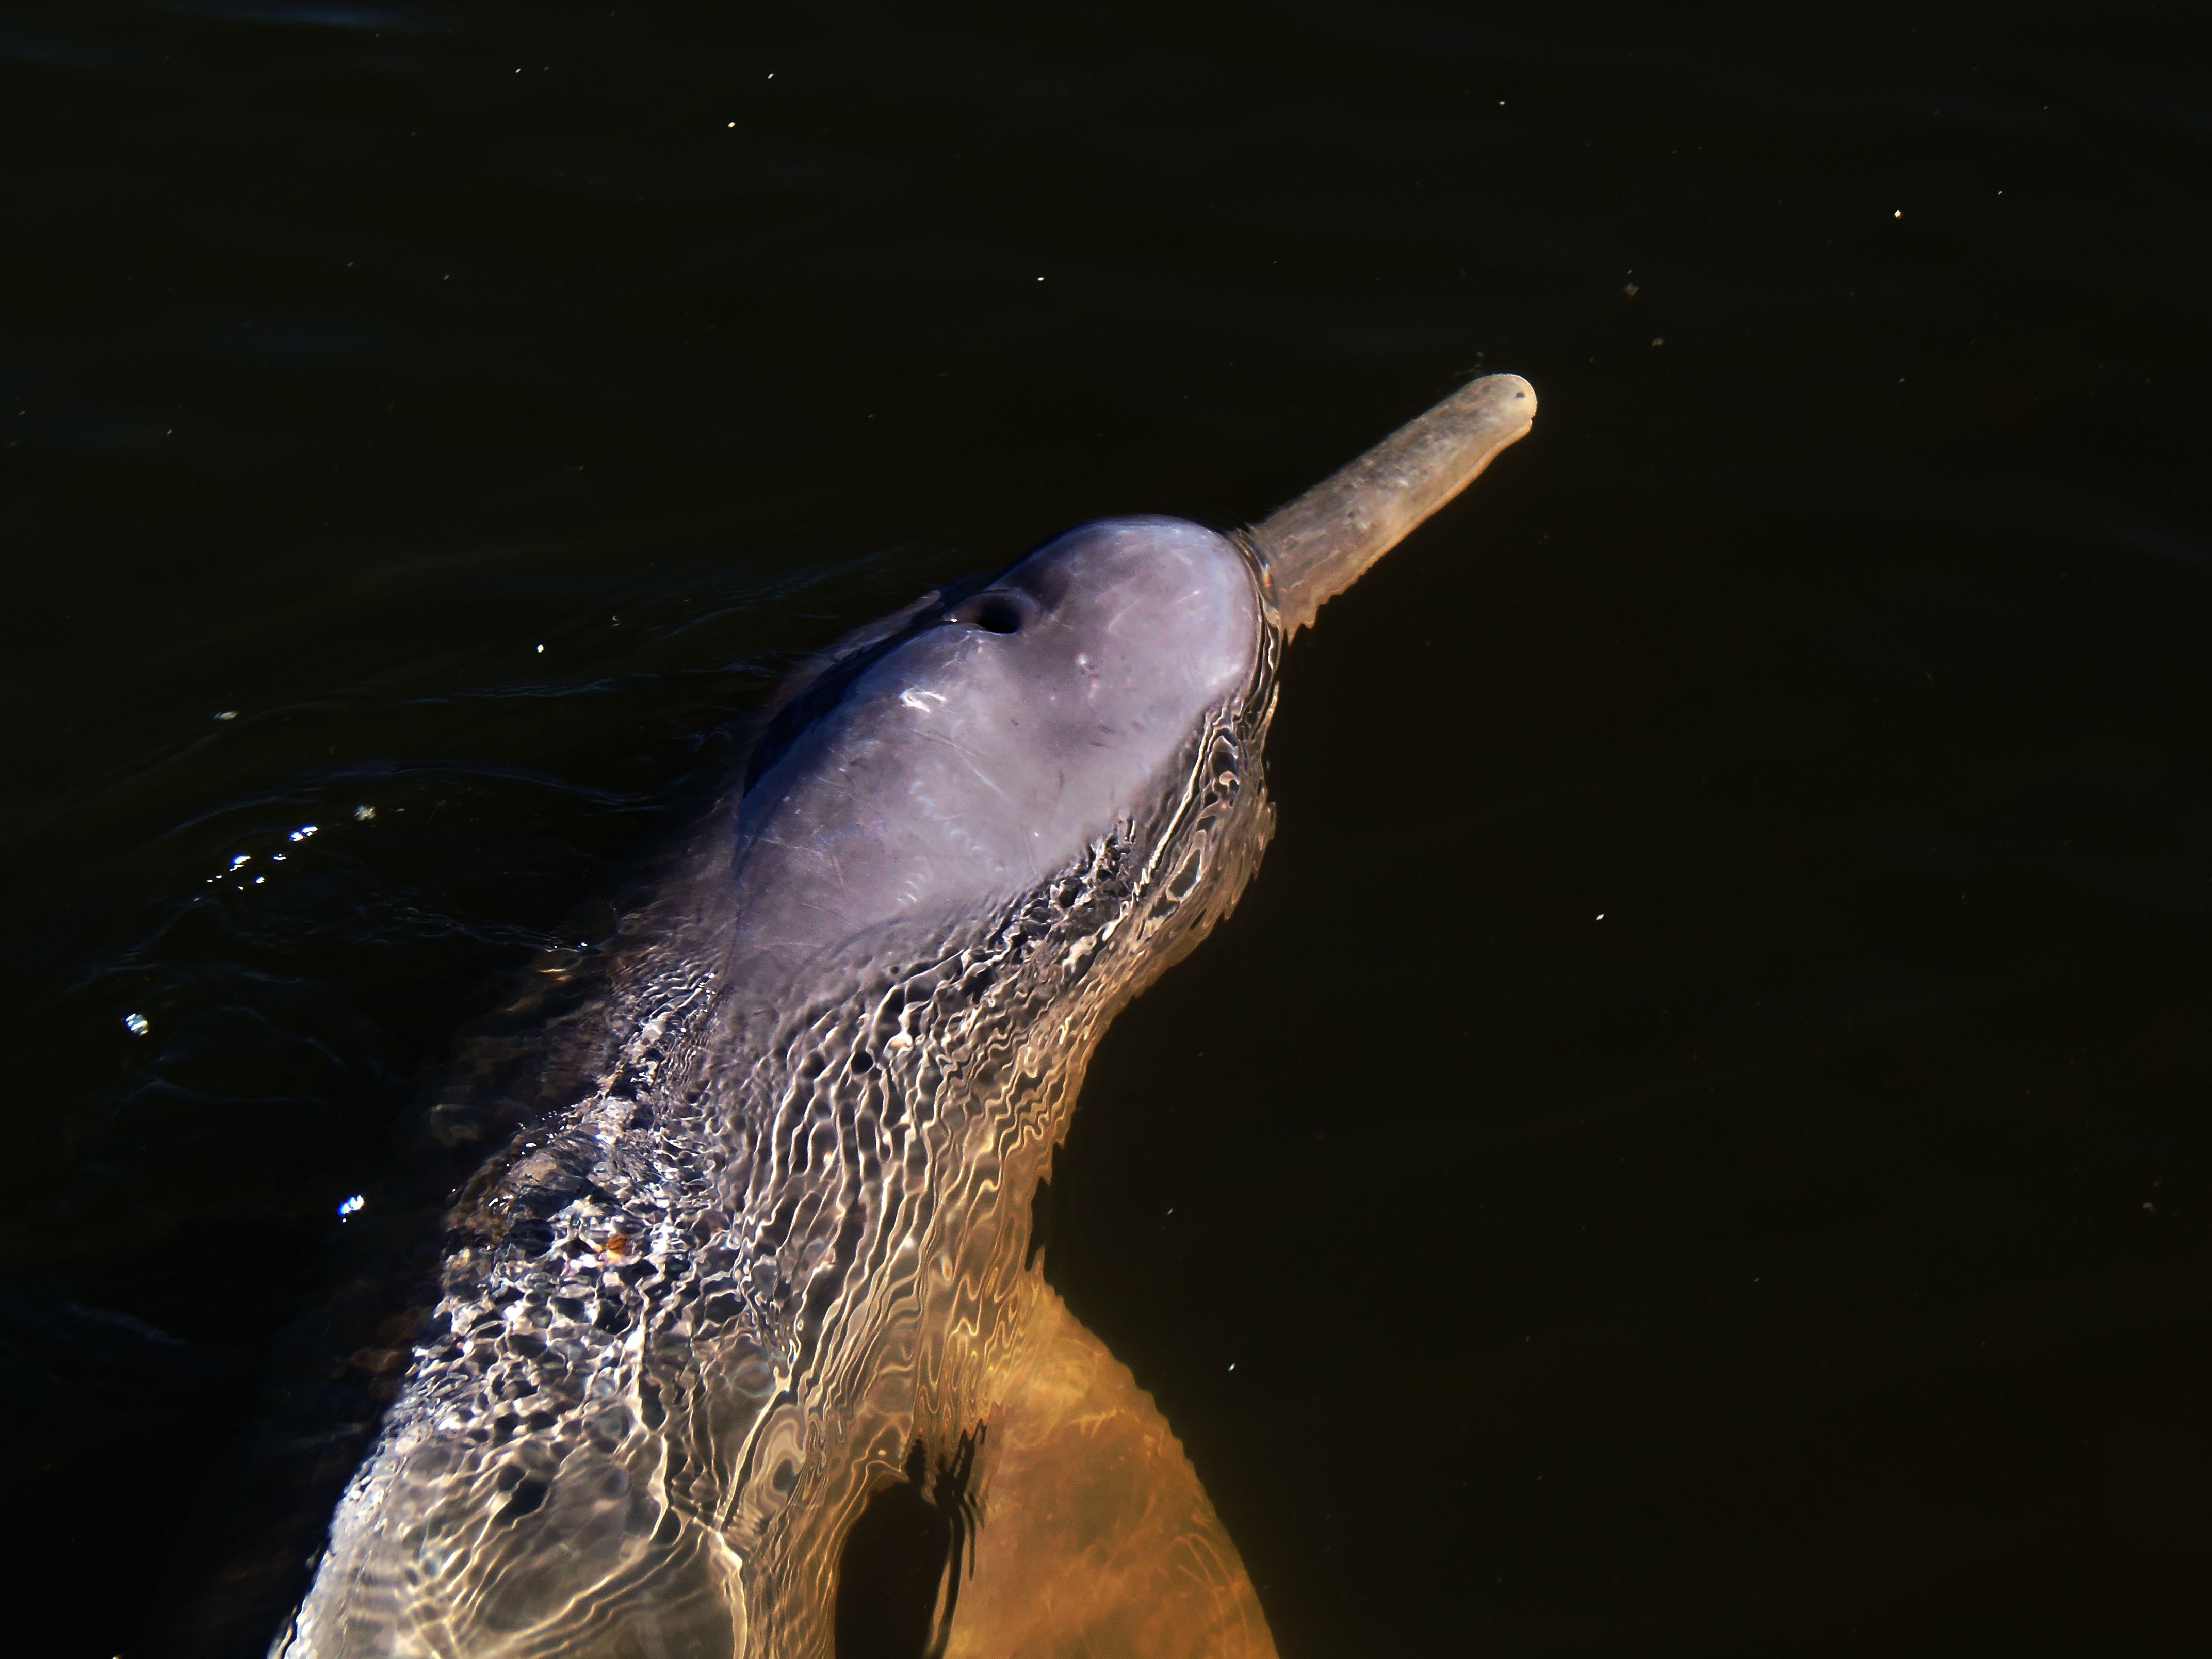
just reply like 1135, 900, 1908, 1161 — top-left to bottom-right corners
939, 1281, 1277, 1659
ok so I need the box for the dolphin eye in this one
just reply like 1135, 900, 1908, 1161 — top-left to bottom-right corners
951, 594, 1024, 635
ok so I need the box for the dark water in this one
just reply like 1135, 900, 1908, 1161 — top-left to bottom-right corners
6, 2, 2211, 1653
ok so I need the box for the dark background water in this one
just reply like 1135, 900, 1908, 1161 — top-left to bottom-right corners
5, 2, 2211, 1654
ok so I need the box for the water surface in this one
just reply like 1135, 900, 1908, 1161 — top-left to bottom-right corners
4, 3, 2209, 1653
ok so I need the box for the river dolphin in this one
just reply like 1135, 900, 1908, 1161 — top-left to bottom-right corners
274, 373, 1537, 1659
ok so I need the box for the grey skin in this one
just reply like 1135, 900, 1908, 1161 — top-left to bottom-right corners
275, 374, 1535, 1659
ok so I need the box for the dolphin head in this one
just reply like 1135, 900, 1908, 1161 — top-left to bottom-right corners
724, 514, 1266, 981
722, 367, 1539, 984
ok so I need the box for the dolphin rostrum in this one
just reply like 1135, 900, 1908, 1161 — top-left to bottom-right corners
275, 373, 1537, 1659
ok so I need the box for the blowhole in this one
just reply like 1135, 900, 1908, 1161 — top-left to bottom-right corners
955, 594, 1023, 635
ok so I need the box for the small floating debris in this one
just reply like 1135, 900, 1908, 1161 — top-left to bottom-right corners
123, 1012, 150, 1036
214, 710, 238, 721
354, 805, 376, 821
337, 1194, 366, 1221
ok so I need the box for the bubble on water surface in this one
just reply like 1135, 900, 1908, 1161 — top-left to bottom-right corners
123, 1013, 149, 1036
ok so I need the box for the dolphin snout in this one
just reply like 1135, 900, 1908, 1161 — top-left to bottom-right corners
1253, 371, 1536, 636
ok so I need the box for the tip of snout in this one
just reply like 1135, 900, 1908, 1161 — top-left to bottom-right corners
1250, 372, 1537, 637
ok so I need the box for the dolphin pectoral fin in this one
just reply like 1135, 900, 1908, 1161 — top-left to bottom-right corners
946, 1283, 1278, 1659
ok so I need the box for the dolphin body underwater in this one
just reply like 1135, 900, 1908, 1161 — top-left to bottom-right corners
275, 374, 1537, 1659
